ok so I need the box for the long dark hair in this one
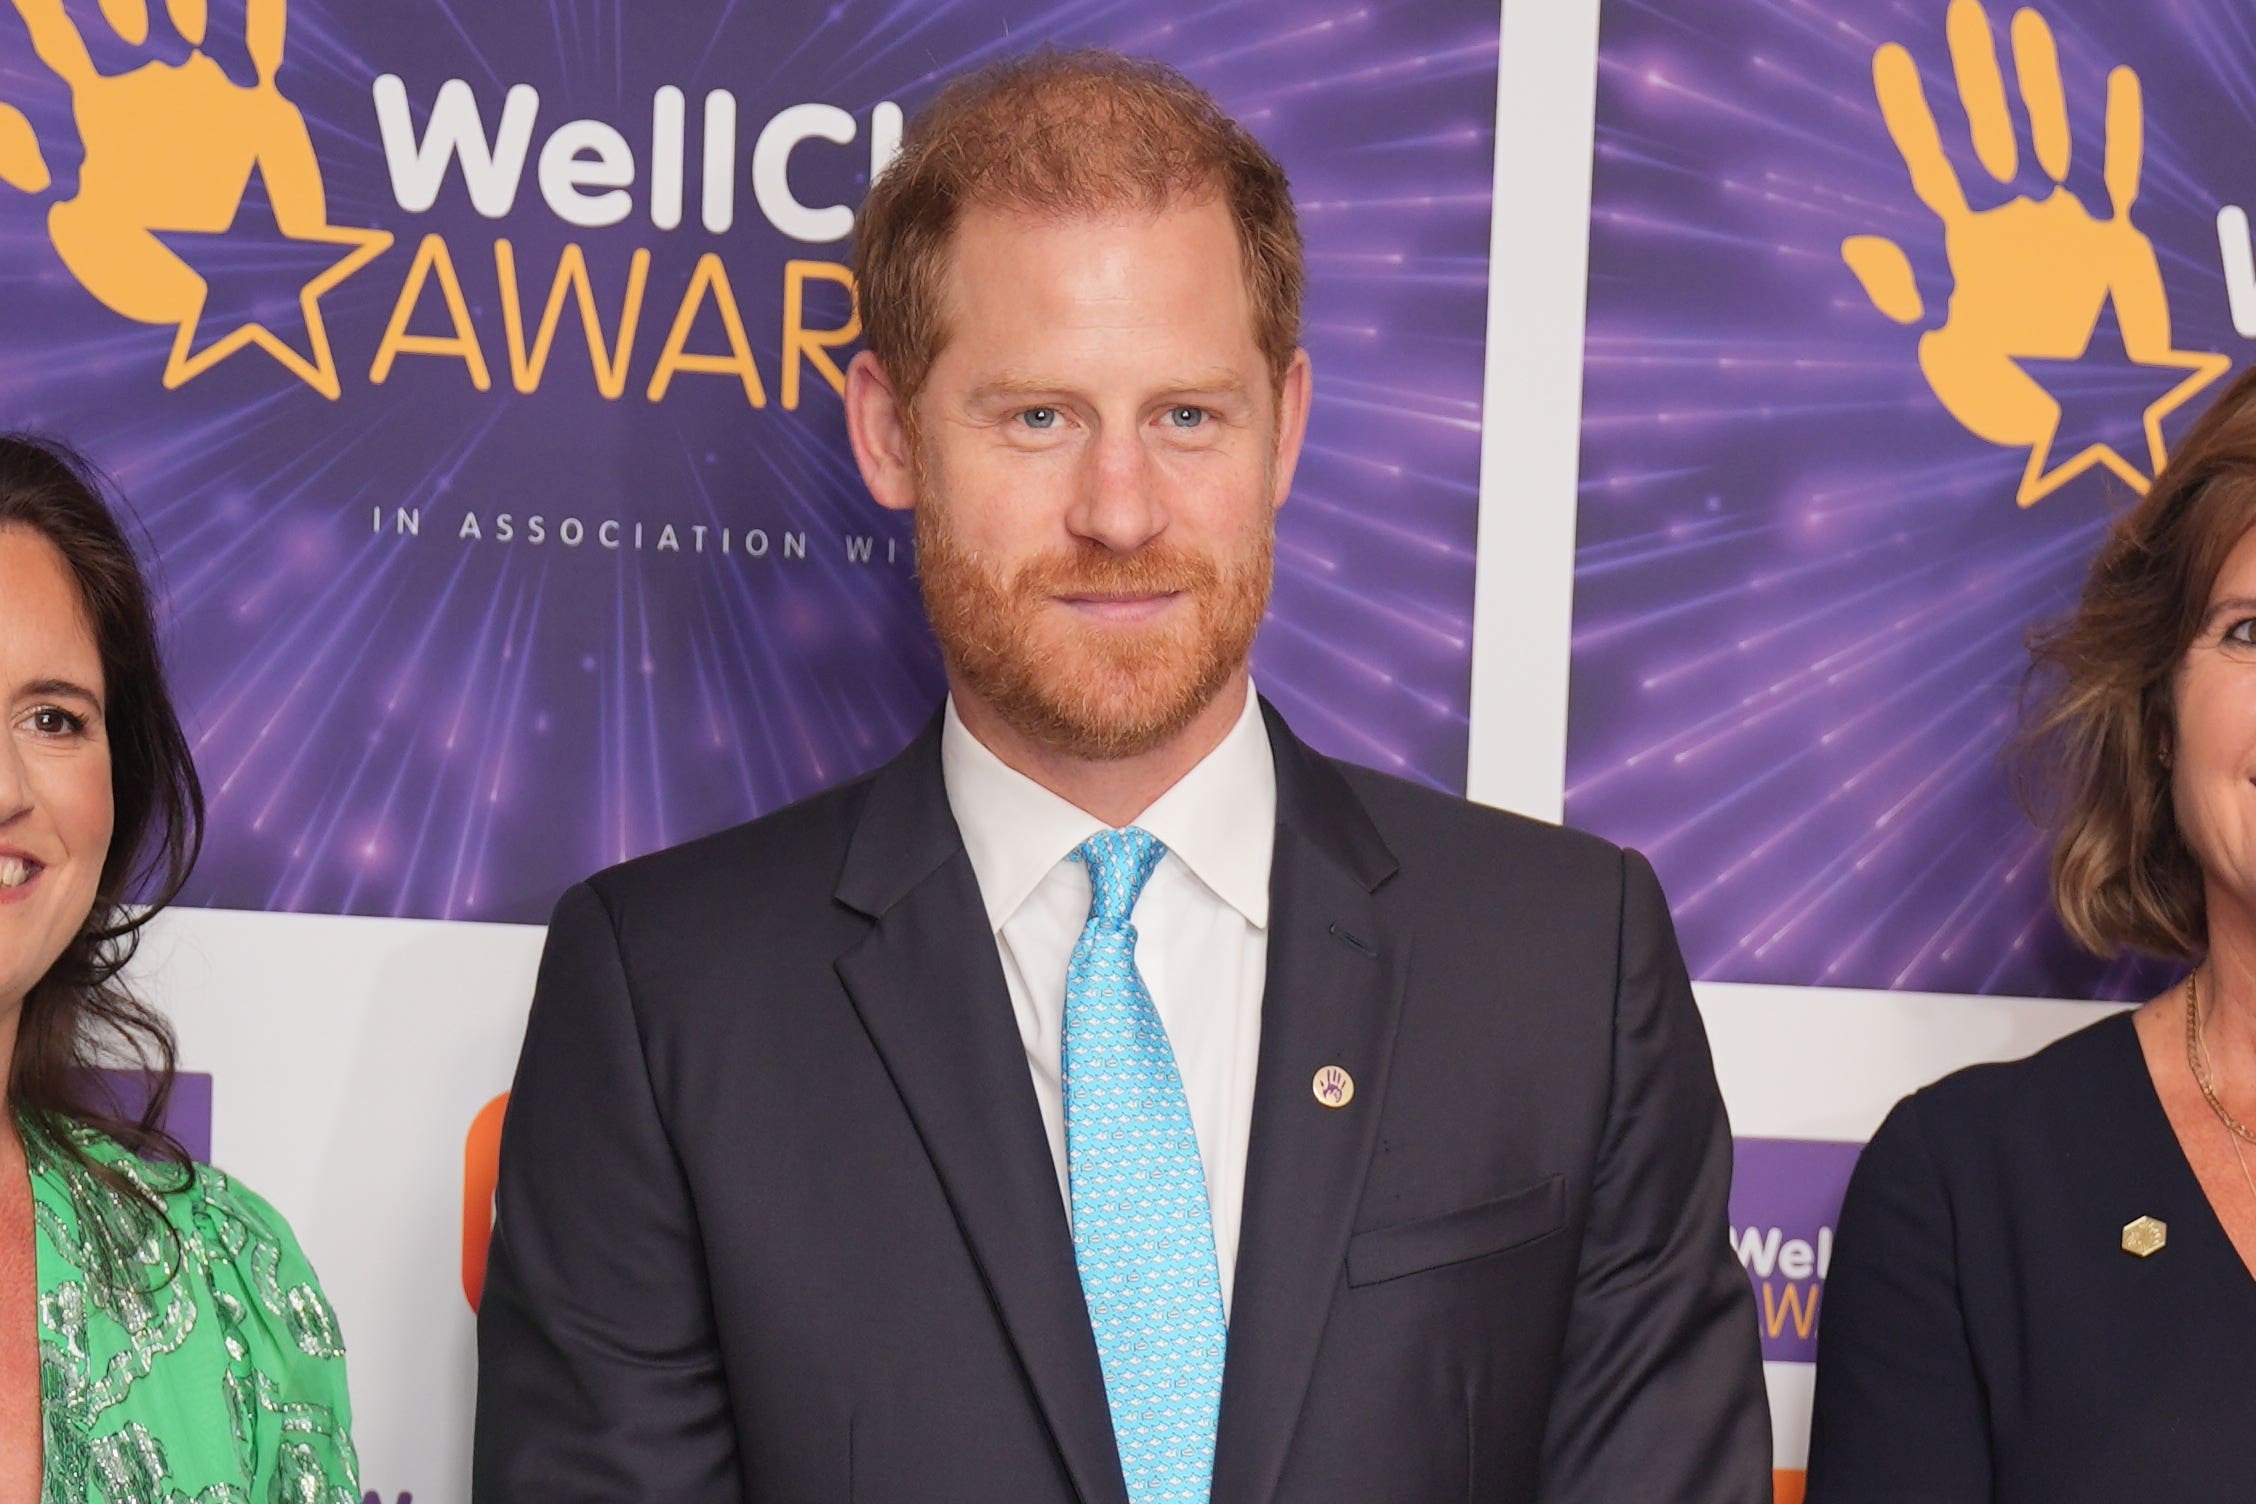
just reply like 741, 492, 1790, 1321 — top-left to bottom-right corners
2, 433, 202, 1190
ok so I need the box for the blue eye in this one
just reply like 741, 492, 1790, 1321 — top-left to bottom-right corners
1019, 407, 1059, 430
1166, 406, 1208, 429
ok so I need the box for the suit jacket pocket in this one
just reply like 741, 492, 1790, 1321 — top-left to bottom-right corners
1345, 1173, 1567, 1287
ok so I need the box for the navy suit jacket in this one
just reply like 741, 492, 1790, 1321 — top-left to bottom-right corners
473, 702, 1770, 1502
1806, 1011, 2256, 1502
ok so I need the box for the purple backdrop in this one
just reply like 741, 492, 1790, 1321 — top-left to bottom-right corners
90, 1068, 214, 1160
0, 0, 1499, 923
1569, 0, 2253, 999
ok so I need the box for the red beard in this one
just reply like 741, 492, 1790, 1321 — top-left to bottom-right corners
914, 501, 1272, 761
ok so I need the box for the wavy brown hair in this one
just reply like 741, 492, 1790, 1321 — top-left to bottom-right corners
854, 48, 1304, 414
2023, 364, 2256, 959
2, 433, 200, 1191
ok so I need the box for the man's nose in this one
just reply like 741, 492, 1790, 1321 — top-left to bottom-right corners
1069, 426, 1166, 554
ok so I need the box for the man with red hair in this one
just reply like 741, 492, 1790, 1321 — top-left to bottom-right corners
476, 50, 1769, 1504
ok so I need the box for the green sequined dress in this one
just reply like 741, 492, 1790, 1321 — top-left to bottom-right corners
24, 1118, 360, 1503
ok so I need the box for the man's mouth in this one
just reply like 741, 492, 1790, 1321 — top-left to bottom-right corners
1056, 591, 1182, 623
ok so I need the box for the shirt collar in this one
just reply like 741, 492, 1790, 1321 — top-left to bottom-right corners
940, 682, 1275, 933
1134, 686, 1273, 929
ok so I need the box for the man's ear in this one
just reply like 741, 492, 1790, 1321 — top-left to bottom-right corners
1268, 348, 1313, 512
846, 350, 917, 512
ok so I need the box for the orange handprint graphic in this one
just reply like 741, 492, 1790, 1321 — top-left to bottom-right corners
1843, 0, 2227, 507
0, 0, 389, 397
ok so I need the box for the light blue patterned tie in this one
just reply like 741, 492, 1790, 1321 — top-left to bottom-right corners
1065, 828, 1227, 1504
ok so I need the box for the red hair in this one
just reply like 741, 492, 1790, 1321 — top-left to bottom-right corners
853, 48, 1304, 410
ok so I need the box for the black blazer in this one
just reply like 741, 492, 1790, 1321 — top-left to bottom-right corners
473, 703, 1769, 1503
1806, 1010, 2256, 1502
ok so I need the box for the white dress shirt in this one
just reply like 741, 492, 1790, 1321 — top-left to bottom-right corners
940, 682, 1275, 1318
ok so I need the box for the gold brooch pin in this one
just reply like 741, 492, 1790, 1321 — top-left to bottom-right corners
2121, 1216, 2167, 1258
1312, 1066, 1354, 1109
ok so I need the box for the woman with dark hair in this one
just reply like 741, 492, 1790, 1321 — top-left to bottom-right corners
1805, 371, 2256, 1499
0, 435, 357, 1500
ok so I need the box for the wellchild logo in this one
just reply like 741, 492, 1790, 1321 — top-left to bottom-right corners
0, 0, 885, 406
0, 0, 391, 397
358, 74, 886, 410
1727, 1137, 1861, 1363
1842, 0, 2228, 507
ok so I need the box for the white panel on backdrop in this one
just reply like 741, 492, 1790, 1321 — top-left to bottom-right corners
1700, 981, 2123, 1141
137, 906, 542, 1502
1467, 0, 1599, 827
1764, 1363, 1815, 1481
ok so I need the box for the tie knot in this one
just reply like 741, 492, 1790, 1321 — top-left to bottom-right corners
1073, 827, 1165, 926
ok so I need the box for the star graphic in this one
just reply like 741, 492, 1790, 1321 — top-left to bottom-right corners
2008, 290, 2229, 508
153, 159, 392, 400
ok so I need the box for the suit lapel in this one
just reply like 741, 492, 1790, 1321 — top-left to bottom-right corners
1210, 704, 1408, 1504
834, 719, 1130, 1504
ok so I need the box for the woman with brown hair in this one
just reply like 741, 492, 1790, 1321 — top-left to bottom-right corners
0, 434, 357, 1501
1805, 372, 2256, 1499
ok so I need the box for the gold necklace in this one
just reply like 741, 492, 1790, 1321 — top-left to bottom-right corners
2185, 969, 2256, 1145
2188, 976, 2256, 1211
